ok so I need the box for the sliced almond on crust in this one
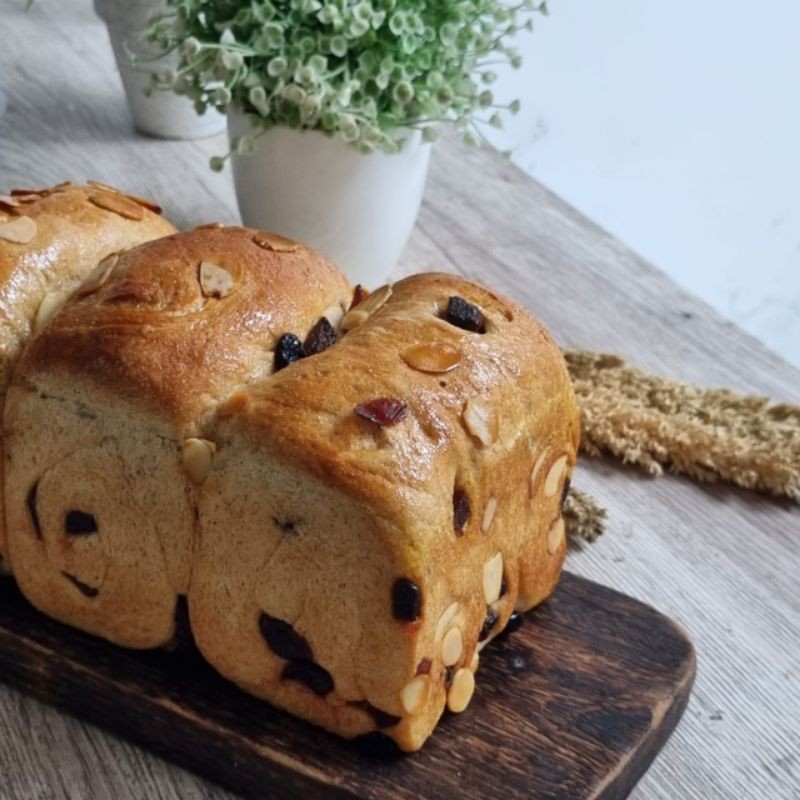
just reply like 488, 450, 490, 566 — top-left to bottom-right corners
462, 396, 494, 446
88, 191, 145, 221
76, 253, 119, 297
0, 215, 37, 244
199, 261, 236, 298
0, 195, 21, 211
340, 308, 369, 333
402, 342, 462, 374
33, 290, 70, 332
87, 180, 122, 194
195, 222, 225, 230
182, 438, 216, 484
125, 193, 162, 214
252, 232, 300, 253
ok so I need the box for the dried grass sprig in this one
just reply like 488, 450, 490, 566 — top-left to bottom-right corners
563, 488, 606, 542
564, 349, 800, 503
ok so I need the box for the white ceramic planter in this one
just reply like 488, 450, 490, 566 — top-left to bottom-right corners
94, 0, 226, 140
229, 113, 432, 285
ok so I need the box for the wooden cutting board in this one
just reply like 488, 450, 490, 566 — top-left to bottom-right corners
0, 571, 694, 800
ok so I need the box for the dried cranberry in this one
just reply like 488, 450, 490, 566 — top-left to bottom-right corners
445, 296, 485, 333
281, 660, 334, 696
416, 658, 432, 675
561, 476, 571, 507
392, 579, 421, 622
355, 398, 409, 428
259, 613, 313, 661
478, 607, 500, 642
27, 483, 41, 538
453, 489, 470, 535
65, 510, 97, 535
274, 333, 304, 371
61, 571, 99, 598
350, 284, 368, 310
303, 316, 337, 356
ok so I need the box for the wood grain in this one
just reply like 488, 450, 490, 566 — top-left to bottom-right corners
0, 2, 798, 799
0, 573, 694, 800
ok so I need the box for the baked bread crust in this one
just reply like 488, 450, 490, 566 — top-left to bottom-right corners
193, 272, 579, 750
0, 182, 175, 567
4, 228, 578, 750
4, 226, 351, 647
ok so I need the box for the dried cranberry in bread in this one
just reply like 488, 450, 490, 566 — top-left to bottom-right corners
4, 226, 351, 646
0, 182, 175, 570
191, 272, 579, 751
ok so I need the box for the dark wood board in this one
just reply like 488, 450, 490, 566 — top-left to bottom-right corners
0, 572, 695, 800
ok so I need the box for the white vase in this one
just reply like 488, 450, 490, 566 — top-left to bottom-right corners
229, 112, 432, 285
94, 0, 226, 140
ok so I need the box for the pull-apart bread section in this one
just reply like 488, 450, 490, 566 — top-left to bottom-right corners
193, 272, 579, 751
4, 226, 351, 647
0, 182, 175, 569
5, 227, 578, 751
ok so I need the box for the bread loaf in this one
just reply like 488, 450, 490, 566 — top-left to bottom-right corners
4, 228, 578, 750
192, 272, 579, 750
0, 182, 175, 570
4, 225, 351, 647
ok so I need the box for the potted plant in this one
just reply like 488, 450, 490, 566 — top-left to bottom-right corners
148, 0, 545, 282
94, 0, 226, 139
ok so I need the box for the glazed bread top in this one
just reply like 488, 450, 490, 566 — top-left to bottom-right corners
223, 272, 580, 534
12, 225, 353, 434
0, 182, 176, 392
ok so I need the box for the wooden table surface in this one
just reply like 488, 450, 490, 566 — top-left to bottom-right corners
1, 3, 799, 799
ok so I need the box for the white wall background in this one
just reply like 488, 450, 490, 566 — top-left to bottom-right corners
488, 0, 800, 368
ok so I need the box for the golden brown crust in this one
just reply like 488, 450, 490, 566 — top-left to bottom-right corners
5, 235, 578, 750
193, 272, 579, 750
17, 226, 351, 427
0, 182, 175, 566
0, 182, 175, 391
4, 227, 352, 647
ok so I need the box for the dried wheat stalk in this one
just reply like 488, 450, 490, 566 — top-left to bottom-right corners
564, 348, 800, 503
563, 488, 607, 542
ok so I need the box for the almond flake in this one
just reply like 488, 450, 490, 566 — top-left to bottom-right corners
341, 284, 392, 332
125, 193, 162, 214
88, 191, 145, 221
483, 552, 503, 604
0, 195, 21, 211
87, 180, 122, 194
199, 260, 236, 298
195, 222, 225, 230
182, 438, 216, 484
321, 302, 345, 330
0, 215, 37, 244
481, 497, 498, 533
76, 253, 118, 297
402, 342, 462, 374
252, 232, 300, 253
358, 283, 391, 315
462, 396, 494, 446
340, 308, 369, 333
33, 290, 69, 332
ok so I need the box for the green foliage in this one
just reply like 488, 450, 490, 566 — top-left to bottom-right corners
146, 0, 544, 160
